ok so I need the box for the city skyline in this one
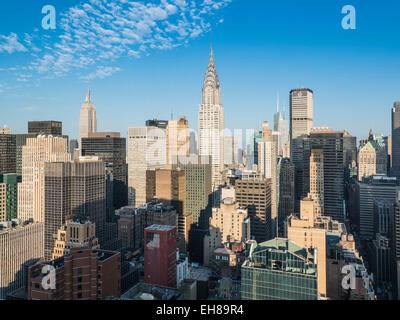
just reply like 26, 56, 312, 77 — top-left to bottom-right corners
1, 0, 400, 141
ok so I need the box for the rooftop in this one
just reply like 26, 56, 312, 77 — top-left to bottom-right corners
145, 224, 176, 232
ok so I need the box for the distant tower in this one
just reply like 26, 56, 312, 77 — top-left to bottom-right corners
392, 102, 400, 179
79, 83, 97, 145
198, 40, 224, 188
308, 148, 324, 216
290, 88, 314, 210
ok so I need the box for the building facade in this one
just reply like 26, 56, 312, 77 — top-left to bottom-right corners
198, 44, 224, 188
0, 133, 16, 174
144, 225, 177, 288
0, 173, 18, 222
0, 220, 44, 300
127, 125, 166, 207
241, 238, 318, 300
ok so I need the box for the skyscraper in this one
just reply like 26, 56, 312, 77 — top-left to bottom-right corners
392, 102, 400, 179
171, 156, 212, 228
127, 125, 166, 207
204, 191, 249, 265
18, 135, 71, 223
0, 219, 44, 300
0, 173, 19, 222
302, 128, 344, 222
198, 43, 224, 188
166, 116, 190, 165
257, 122, 279, 235
15, 133, 37, 177
273, 100, 289, 157
278, 158, 295, 236
146, 168, 187, 251
308, 147, 324, 216
43, 157, 106, 259
352, 175, 400, 240
28, 121, 62, 136
290, 88, 313, 209
358, 129, 387, 181
79, 84, 97, 145
81, 132, 127, 214
0, 133, 16, 174
235, 174, 271, 242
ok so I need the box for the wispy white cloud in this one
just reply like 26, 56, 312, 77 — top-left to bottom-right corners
0, 0, 232, 81
87, 66, 122, 79
0, 33, 28, 54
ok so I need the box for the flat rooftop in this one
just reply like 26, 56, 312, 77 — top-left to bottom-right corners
145, 225, 176, 232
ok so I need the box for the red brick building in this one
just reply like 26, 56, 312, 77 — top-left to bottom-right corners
28, 247, 121, 300
144, 225, 177, 288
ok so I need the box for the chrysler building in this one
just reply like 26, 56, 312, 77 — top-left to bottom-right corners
79, 83, 97, 145
198, 42, 224, 188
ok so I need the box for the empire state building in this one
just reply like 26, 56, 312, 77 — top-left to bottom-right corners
79, 84, 97, 144
198, 43, 224, 188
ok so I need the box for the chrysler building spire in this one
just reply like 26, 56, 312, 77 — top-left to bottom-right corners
202, 38, 221, 105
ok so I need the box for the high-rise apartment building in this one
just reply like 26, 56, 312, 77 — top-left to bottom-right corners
198, 44, 224, 188
18, 135, 71, 223
241, 238, 318, 300
302, 128, 344, 222
392, 102, 400, 179
79, 85, 97, 145
127, 125, 166, 207
0, 133, 16, 174
144, 225, 177, 288
82, 132, 127, 214
166, 116, 190, 165
28, 247, 121, 300
0, 220, 44, 300
290, 88, 313, 209
28, 121, 62, 136
358, 130, 387, 181
0, 173, 18, 222
235, 175, 271, 242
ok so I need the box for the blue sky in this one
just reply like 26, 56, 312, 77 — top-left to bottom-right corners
0, 0, 399, 142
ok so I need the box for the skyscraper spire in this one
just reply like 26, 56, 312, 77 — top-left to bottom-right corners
209, 33, 214, 65
85, 80, 91, 103
276, 92, 280, 113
